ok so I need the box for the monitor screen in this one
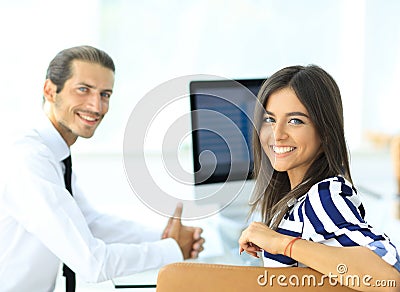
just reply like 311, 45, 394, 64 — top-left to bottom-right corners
190, 78, 265, 185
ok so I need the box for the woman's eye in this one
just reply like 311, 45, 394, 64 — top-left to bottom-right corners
263, 116, 275, 123
289, 118, 304, 125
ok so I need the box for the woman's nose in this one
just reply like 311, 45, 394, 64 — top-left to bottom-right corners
272, 122, 289, 141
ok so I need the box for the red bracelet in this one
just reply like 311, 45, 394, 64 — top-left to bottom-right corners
283, 236, 301, 257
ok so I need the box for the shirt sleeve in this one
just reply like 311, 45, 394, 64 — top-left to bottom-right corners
73, 181, 163, 244
2, 145, 183, 282
301, 177, 400, 272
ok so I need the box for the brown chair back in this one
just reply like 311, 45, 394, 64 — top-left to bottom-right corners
156, 262, 354, 291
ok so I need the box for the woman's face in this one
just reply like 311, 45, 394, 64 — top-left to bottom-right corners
259, 87, 322, 188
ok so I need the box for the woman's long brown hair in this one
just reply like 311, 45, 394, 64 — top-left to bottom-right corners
249, 65, 352, 229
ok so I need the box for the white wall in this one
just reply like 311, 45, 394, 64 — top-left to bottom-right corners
1, 0, 399, 226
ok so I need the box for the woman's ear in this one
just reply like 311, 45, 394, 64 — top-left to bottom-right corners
43, 79, 57, 103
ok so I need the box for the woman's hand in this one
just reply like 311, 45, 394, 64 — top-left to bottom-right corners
238, 222, 289, 258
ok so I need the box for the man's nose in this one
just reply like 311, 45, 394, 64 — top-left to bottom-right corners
87, 92, 102, 113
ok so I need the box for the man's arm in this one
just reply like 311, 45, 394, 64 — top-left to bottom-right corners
3, 151, 183, 282
73, 183, 163, 244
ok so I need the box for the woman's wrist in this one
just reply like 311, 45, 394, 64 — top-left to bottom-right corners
283, 236, 302, 257
278, 235, 293, 255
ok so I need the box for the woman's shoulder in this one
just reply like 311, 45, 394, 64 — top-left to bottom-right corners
306, 175, 358, 200
302, 176, 366, 226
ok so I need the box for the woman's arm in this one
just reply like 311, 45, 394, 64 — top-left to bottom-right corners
291, 237, 400, 291
239, 222, 400, 291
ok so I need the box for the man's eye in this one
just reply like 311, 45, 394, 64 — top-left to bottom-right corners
263, 116, 275, 123
289, 118, 304, 125
101, 92, 111, 99
78, 87, 88, 92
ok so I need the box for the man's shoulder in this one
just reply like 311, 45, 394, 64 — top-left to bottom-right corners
6, 128, 56, 168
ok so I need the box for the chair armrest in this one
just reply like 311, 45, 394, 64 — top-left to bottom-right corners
156, 262, 354, 291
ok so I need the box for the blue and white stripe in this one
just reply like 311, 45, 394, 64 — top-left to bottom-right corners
262, 176, 400, 272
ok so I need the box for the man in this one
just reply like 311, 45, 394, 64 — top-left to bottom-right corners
0, 46, 204, 291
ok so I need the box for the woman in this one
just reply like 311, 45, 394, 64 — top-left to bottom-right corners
238, 65, 400, 291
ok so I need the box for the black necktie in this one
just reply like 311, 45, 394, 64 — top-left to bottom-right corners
62, 156, 76, 292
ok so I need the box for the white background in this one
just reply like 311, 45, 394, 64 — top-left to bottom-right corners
1, 1, 399, 290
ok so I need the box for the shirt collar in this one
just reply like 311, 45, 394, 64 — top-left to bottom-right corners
36, 112, 70, 162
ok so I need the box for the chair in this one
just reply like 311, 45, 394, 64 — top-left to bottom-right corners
156, 262, 354, 291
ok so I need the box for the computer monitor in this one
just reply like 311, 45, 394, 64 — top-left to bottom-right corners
189, 78, 265, 186
189, 78, 265, 258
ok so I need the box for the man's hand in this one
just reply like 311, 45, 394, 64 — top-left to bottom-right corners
161, 203, 205, 259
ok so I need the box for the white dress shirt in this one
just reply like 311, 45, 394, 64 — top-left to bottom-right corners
0, 113, 183, 292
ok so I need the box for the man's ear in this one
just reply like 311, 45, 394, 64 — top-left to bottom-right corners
43, 79, 57, 102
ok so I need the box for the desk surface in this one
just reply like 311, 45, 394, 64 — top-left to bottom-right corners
112, 210, 262, 289
112, 253, 260, 289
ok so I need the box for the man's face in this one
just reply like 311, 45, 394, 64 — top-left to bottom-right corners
44, 60, 115, 146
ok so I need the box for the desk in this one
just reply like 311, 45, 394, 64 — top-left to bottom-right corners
112, 210, 262, 290
112, 252, 261, 290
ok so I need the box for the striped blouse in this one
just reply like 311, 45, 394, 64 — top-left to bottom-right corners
262, 176, 400, 272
